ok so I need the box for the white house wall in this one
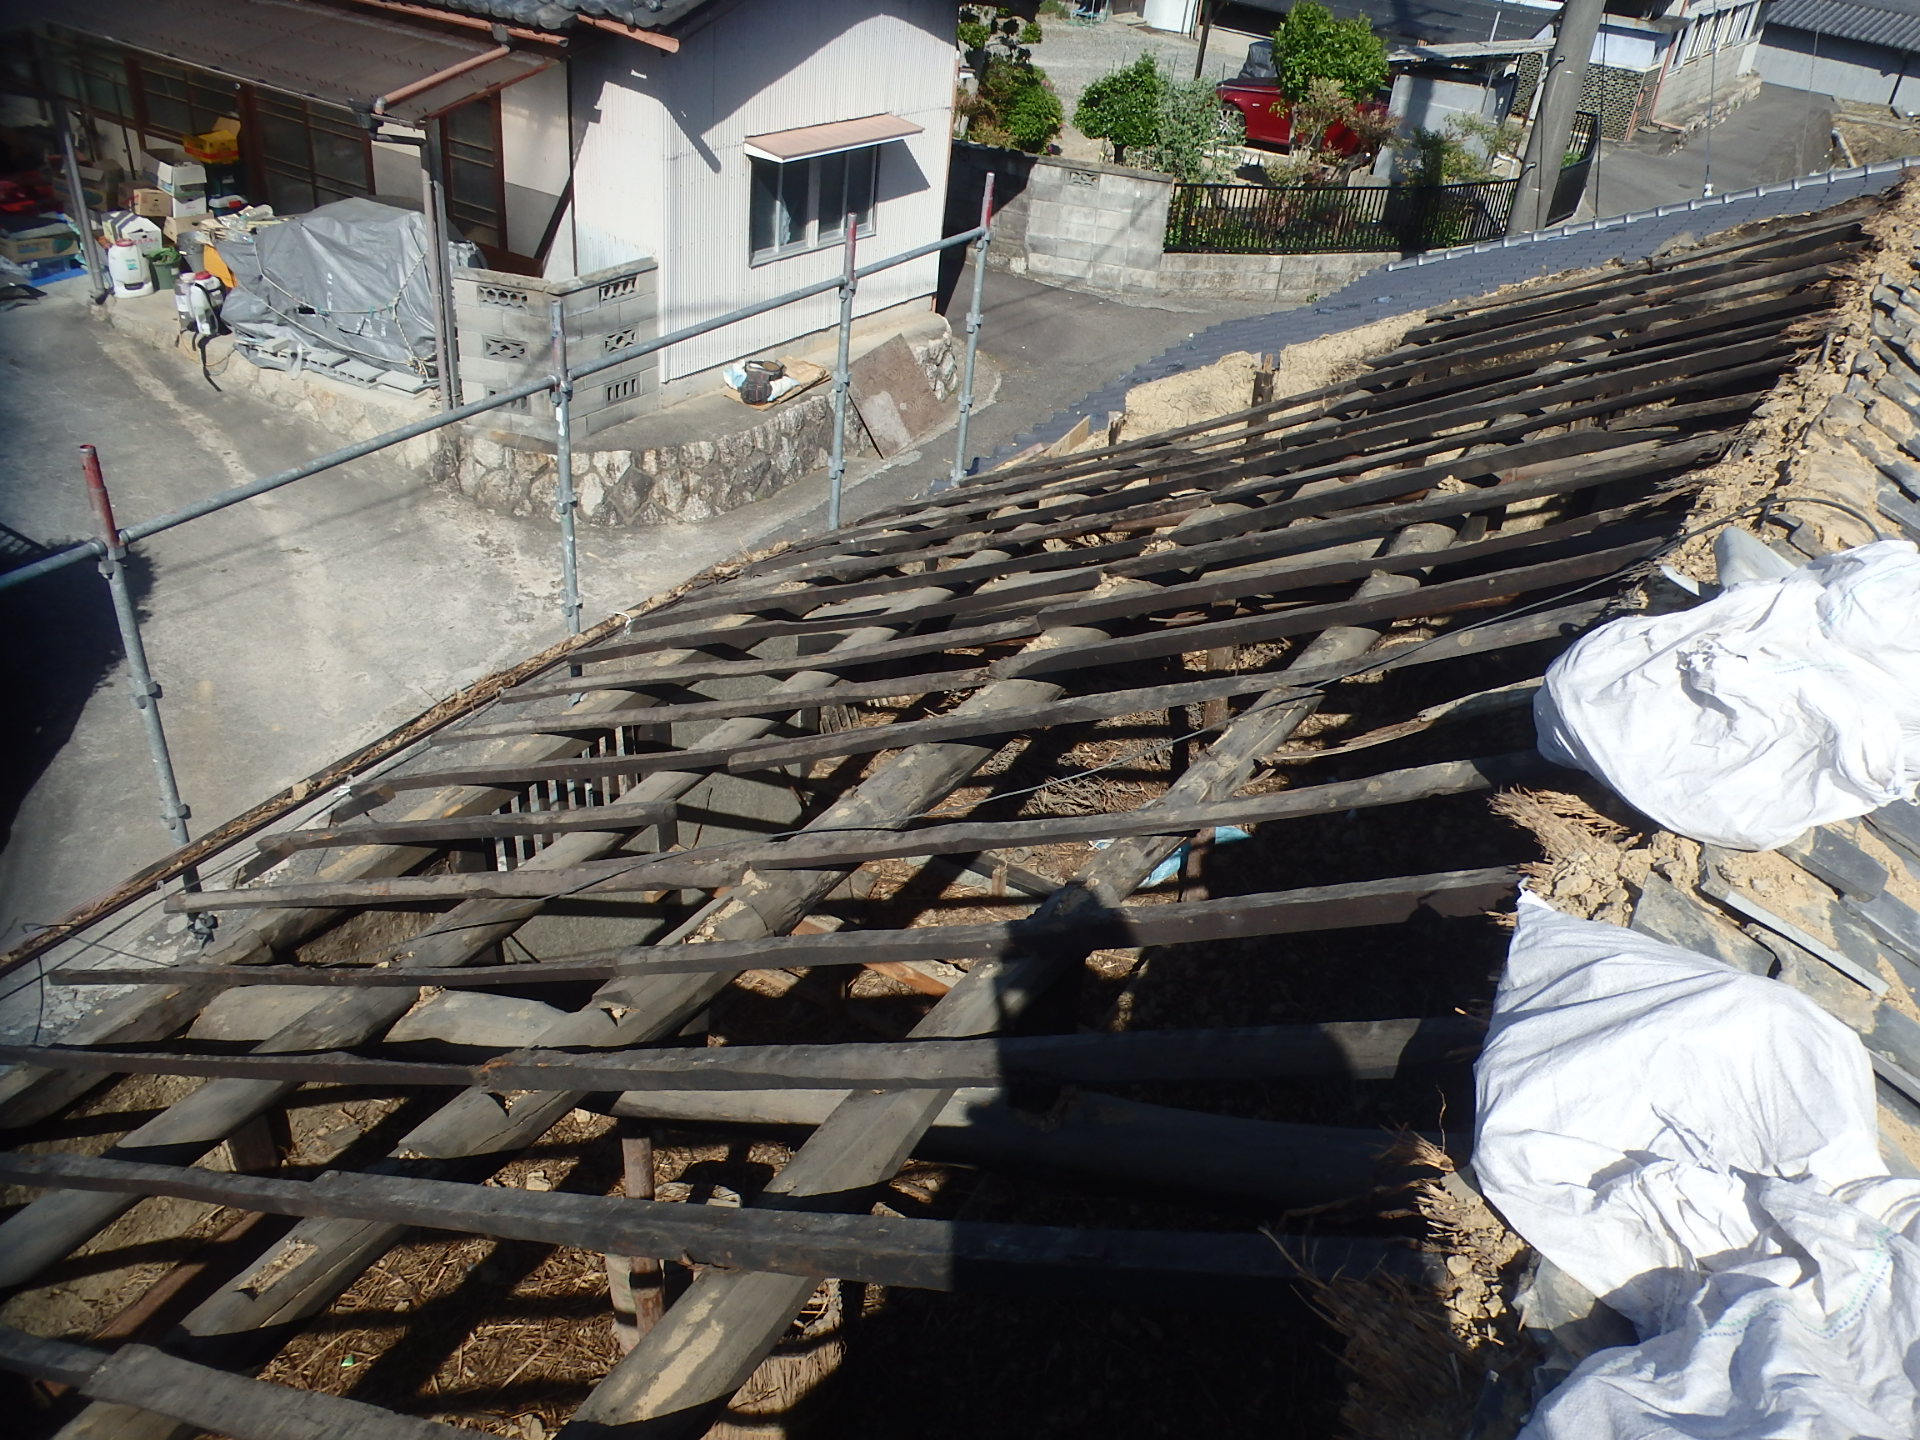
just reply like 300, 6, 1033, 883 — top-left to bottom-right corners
1758, 27, 1920, 110
1652, 36, 1761, 118
570, 0, 954, 382
500, 64, 570, 259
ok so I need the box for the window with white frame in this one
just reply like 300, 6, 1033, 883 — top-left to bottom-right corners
748, 148, 878, 263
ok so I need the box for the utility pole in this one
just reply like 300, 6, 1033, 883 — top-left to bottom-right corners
1508, 0, 1606, 236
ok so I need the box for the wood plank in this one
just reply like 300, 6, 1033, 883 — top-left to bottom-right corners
993, 533, 1663, 681
671, 429, 1726, 639
0, 1154, 1425, 1302
0, 1014, 1485, 1091
82, 867, 1519, 988
171, 756, 1542, 910
254, 803, 677, 859
775, 334, 1792, 568
0, 1330, 468, 1440
372, 520, 1633, 795
561, 524, 1470, 1433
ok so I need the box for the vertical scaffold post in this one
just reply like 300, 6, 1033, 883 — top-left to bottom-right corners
549, 298, 583, 637
827, 214, 859, 530
950, 173, 997, 488
420, 118, 462, 411
82, 445, 193, 855
53, 107, 105, 298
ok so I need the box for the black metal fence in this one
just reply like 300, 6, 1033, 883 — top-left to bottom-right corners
1165, 112, 1599, 257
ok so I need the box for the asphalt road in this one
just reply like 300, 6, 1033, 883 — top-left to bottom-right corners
792, 260, 1279, 529
1581, 84, 1840, 219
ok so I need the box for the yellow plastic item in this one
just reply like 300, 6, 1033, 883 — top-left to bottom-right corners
200, 243, 235, 289
182, 119, 241, 165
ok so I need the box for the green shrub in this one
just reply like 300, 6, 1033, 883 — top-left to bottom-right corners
1074, 54, 1168, 161
962, 57, 1063, 153
1272, 2, 1388, 104
1004, 81, 1065, 152
1143, 75, 1244, 181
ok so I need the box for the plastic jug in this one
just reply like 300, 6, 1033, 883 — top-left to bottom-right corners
107, 240, 152, 297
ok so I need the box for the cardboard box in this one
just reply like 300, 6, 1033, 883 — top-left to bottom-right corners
77, 163, 111, 211
168, 193, 208, 220
131, 187, 169, 219
144, 147, 206, 196
0, 222, 79, 264
163, 213, 213, 244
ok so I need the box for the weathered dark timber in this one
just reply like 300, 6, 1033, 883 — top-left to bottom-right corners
86, 866, 1519, 987
171, 759, 1540, 910
753, 334, 1792, 572
561, 525, 1467, 1435
369, 529, 1638, 808
254, 803, 678, 858
0, 1154, 1424, 1303
460, 668, 1282, 760
993, 535, 1663, 680
803, 258, 1837, 556
0, 583, 989, 1294
698, 429, 1726, 633
493, 666, 989, 720
0, 1014, 1483, 1091
337, 533, 1615, 810
0, 1329, 461, 1440
657, 428, 1706, 652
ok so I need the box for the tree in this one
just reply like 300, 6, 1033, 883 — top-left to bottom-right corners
961, 57, 1064, 153
1073, 54, 1168, 164
957, 5, 1044, 69
1143, 76, 1244, 181
1271, 2, 1388, 104
956, 4, 1061, 154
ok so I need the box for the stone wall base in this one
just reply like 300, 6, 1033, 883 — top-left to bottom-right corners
439, 326, 959, 527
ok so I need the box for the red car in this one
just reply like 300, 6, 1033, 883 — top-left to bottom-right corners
1216, 40, 1385, 154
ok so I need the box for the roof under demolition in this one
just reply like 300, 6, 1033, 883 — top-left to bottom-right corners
7, 183, 1920, 1436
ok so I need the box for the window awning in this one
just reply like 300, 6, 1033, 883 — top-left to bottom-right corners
4, 0, 555, 123
744, 114, 924, 164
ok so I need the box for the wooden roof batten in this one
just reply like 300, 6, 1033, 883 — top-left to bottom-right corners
0, 196, 1888, 1440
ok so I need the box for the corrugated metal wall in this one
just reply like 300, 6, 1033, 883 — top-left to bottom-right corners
569, 0, 954, 381
1758, 27, 1920, 110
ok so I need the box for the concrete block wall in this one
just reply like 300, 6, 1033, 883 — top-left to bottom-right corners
1157, 249, 1391, 305
949, 142, 1175, 296
948, 140, 1397, 304
452, 258, 659, 441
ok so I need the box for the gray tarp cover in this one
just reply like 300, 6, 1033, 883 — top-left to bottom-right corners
221, 198, 474, 372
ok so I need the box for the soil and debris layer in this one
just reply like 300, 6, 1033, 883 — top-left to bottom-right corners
5, 183, 1920, 1440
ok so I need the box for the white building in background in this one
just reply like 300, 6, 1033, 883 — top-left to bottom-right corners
10, 0, 957, 387
1757, 0, 1920, 113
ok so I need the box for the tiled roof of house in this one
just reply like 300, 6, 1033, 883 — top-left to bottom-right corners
419, 0, 712, 32
1229, 0, 1558, 49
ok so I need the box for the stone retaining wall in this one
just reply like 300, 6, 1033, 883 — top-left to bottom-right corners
440, 326, 959, 527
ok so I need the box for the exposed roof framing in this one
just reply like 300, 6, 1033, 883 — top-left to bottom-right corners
0, 199, 1885, 1439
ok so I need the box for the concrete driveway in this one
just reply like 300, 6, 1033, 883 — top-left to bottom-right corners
0, 278, 828, 942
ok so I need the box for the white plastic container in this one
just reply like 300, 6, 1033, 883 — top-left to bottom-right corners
107, 240, 152, 298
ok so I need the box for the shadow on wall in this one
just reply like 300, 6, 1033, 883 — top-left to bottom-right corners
940, 144, 1039, 308
0, 533, 149, 920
